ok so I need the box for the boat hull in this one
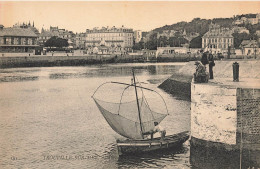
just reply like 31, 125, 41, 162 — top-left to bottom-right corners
117, 131, 189, 155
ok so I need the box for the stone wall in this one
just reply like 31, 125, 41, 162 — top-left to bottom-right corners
191, 82, 237, 145
191, 81, 260, 147
237, 88, 260, 144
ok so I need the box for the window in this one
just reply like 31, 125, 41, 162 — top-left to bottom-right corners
3, 37, 6, 44
18, 38, 21, 45
11, 37, 14, 45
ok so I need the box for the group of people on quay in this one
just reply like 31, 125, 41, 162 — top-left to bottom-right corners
194, 51, 215, 83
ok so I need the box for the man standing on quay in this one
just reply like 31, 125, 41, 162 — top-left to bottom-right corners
208, 53, 215, 79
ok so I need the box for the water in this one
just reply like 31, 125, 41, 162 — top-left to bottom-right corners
0, 63, 191, 169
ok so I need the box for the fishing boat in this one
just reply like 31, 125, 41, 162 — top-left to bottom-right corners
92, 70, 189, 155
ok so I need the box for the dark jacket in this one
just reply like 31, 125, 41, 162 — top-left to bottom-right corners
201, 53, 209, 65
208, 54, 215, 66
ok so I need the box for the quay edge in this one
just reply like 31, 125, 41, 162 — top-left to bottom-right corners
159, 60, 260, 168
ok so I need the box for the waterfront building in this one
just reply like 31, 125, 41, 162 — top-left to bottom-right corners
39, 26, 75, 47
202, 23, 234, 54
157, 46, 188, 55
38, 29, 56, 46
75, 33, 86, 49
240, 40, 259, 56
0, 24, 39, 53
156, 46, 200, 57
134, 30, 142, 43
85, 26, 134, 53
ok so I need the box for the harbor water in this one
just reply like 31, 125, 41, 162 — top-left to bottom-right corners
0, 63, 191, 168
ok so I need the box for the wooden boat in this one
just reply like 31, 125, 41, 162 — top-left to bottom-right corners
92, 69, 189, 155
117, 131, 189, 155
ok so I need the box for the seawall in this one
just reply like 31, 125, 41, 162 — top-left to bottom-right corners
190, 76, 260, 168
0, 55, 116, 68
159, 60, 260, 101
0, 53, 201, 68
159, 60, 260, 168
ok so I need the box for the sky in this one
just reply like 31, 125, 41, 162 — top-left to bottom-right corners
0, 1, 260, 33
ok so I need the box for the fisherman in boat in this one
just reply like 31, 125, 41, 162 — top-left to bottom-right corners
150, 122, 166, 140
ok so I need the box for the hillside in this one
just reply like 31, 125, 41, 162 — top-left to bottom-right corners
152, 13, 259, 36
153, 18, 234, 36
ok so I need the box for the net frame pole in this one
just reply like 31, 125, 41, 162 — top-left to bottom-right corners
132, 69, 144, 139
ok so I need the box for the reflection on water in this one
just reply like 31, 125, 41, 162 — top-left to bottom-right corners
0, 68, 41, 82
117, 144, 190, 168
48, 63, 183, 80
0, 63, 191, 169
0, 76, 39, 82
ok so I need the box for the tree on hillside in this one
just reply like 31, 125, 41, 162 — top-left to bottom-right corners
168, 37, 188, 47
132, 41, 144, 50
189, 36, 202, 48
44, 36, 69, 48
212, 18, 234, 28
158, 36, 168, 47
145, 32, 158, 50
244, 23, 260, 34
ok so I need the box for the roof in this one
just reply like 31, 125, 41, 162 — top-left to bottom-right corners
203, 26, 233, 38
0, 27, 38, 37
240, 40, 258, 48
203, 30, 233, 38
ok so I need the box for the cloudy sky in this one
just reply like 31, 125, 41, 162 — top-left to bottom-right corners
0, 1, 259, 33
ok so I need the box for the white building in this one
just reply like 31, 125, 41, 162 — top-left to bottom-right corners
85, 26, 134, 53
202, 23, 234, 54
134, 30, 142, 43
240, 40, 259, 56
75, 33, 86, 49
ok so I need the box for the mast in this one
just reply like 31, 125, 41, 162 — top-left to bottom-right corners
132, 69, 144, 139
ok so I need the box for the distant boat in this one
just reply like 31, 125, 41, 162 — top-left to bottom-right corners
92, 70, 189, 155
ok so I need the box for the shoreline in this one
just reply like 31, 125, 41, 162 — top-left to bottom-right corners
0, 54, 199, 68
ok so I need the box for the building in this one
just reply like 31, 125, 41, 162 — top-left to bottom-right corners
256, 30, 260, 37
75, 33, 86, 49
240, 40, 259, 56
0, 25, 39, 53
248, 18, 259, 25
38, 29, 55, 46
233, 13, 260, 25
202, 23, 234, 54
38, 26, 75, 47
231, 26, 249, 34
157, 30, 178, 39
157, 46, 188, 55
134, 30, 142, 43
85, 26, 134, 54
